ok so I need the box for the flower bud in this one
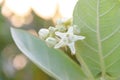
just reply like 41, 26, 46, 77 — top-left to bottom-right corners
45, 37, 58, 47
56, 18, 72, 27
56, 25, 67, 32
48, 26, 56, 33
38, 28, 49, 40
56, 18, 65, 25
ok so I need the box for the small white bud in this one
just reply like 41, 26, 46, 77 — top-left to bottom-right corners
56, 18, 64, 25
48, 26, 56, 33
56, 18, 69, 25
38, 28, 49, 40
45, 37, 58, 47
56, 25, 67, 32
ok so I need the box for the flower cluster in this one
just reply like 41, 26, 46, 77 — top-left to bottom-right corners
38, 18, 85, 55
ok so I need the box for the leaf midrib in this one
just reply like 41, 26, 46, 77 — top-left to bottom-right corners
96, 0, 106, 77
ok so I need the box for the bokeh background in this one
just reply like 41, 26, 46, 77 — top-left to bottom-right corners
0, 0, 77, 80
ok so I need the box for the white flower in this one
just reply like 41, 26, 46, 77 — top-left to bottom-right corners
54, 27, 85, 54
45, 37, 58, 47
56, 25, 67, 32
56, 18, 69, 25
38, 28, 49, 40
48, 26, 57, 33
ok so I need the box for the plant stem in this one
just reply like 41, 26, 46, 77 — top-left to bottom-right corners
76, 54, 95, 80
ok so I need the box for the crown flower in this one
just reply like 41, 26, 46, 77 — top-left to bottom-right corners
38, 18, 85, 55
54, 27, 85, 54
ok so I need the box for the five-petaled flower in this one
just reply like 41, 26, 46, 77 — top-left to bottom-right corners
54, 27, 85, 54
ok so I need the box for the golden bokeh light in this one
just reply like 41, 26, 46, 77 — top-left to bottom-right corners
10, 13, 33, 27
13, 54, 28, 70
1, 4, 13, 18
31, 0, 57, 19
23, 13, 33, 25
58, 0, 77, 18
5, 0, 31, 16
0, 0, 77, 27
10, 15, 26, 27
0, 0, 3, 5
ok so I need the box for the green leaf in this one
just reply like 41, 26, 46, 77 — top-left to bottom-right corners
73, 0, 120, 79
11, 28, 86, 80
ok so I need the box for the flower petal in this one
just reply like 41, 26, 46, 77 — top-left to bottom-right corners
67, 27, 73, 33
68, 42, 75, 54
55, 32, 65, 38
54, 40, 65, 48
73, 35, 85, 41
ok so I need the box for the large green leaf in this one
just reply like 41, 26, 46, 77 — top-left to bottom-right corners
73, 0, 120, 79
11, 28, 86, 80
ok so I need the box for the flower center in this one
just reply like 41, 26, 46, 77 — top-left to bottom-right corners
65, 34, 74, 43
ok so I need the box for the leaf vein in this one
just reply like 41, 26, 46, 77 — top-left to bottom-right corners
85, 56, 99, 65
96, 0, 105, 76
76, 10, 96, 32
104, 43, 120, 58
100, 3, 116, 17
83, 41, 98, 52
101, 26, 120, 41
86, 0, 96, 11
106, 57, 120, 69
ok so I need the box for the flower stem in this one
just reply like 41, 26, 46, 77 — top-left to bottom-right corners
76, 54, 95, 80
